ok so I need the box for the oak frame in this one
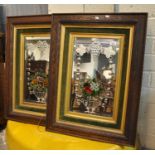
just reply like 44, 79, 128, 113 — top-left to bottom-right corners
0, 63, 6, 128
0, 32, 6, 128
5, 15, 52, 125
46, 13, 147, 146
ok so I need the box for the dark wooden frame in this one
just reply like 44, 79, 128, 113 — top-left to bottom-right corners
0, 63, 6, 129
0, 32, 6, 129
5, 15, 52, 125
0, 32, 5, 62
46, 13, 147, 146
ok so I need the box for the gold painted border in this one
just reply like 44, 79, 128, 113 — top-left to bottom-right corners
56, 24, 134, 134
12, 24, 51, 116
62, 24, 134, 29
64, 33, 125, 124
20, 33, 50, 109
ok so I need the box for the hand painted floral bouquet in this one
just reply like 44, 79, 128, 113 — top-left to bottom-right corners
29, 71, 48, 94
82, 79, 102, 97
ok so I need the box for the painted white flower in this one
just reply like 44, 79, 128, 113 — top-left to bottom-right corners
90, 82, 99, 91
26, 42, 50, 62
75, 44, 86, 56
26, 43, 36, 52
103, 69, 112, 80
103, 46, 116, 58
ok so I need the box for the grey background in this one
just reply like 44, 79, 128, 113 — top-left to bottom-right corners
0, 4, 48, 32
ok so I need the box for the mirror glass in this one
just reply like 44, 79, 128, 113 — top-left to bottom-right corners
71, 37, 120, 117
24, 36, 50, 104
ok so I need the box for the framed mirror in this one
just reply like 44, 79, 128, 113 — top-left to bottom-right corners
46, 13, 147, 146
5, 15, 51, 125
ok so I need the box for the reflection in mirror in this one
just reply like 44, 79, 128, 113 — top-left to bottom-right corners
71, 37, 120, 117
24, 36, 50, 104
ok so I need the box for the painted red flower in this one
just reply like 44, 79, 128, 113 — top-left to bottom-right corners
84, 86, 93, 94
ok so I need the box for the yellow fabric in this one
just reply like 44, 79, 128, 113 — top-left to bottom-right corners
6, 120, 134, 150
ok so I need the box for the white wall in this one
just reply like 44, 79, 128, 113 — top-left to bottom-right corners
118, 4, 155, 149
48, 4, 155, 149
48, 4, 114, 13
